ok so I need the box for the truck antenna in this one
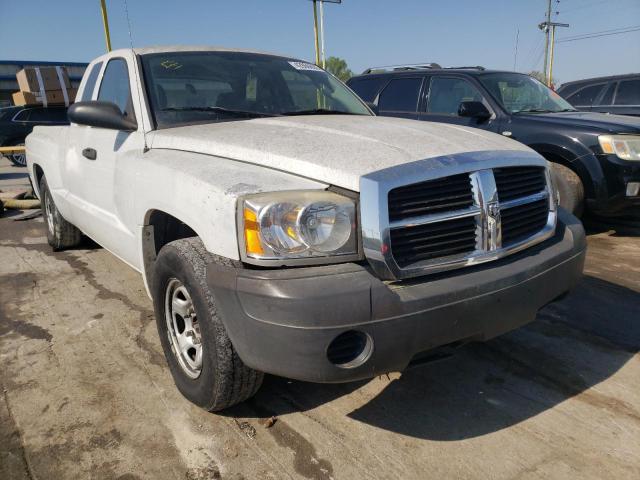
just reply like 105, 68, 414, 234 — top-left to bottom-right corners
123, 0, 149, 152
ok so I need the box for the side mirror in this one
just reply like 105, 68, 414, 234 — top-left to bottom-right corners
458, 101, 491, 121
366, 101, 379, 115
68, 101, 137, 131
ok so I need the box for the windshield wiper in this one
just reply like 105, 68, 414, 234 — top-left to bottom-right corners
159, 106, 278, 118
280, 108, 361, 116
514, 108, 554, 114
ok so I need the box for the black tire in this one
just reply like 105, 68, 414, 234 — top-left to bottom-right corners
39, 176, 82, 250
152, 237, 263, 411
550, 163, 584, 217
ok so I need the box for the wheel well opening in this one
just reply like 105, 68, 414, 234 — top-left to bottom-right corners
535, 150, 592, 198
147, 210, 197, 256
33, 164, 44, 190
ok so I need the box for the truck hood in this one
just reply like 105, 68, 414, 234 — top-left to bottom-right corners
516, 111, 640, 133
150, 115, 532, 191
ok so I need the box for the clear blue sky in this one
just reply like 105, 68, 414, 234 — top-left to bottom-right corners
1, 0, 639, 84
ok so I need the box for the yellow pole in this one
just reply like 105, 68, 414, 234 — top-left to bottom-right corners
548, 25, 556, 87
100, 0, 112, 52
312, 0, 321, 66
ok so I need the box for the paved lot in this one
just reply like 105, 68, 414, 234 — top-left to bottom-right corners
1, 157, 639, 479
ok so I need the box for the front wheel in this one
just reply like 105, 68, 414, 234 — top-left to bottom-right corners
550, 163, 584, 217
152, 237, 263, 411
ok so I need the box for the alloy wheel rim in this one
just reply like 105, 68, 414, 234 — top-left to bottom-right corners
12, 153, 26, 166
164, 278, 203, 379
44, 192, 54, 236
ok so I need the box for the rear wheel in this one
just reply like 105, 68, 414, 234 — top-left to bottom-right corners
550, 163, 584, 217
39, 176, 82, 250
152, 237, 263, 411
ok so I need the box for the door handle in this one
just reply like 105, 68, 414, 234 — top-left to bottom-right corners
82, 148, 97, 160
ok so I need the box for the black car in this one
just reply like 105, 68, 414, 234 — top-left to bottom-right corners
558, 73, 640, 117
347, 66, 640, 216
0, 105, 69, 166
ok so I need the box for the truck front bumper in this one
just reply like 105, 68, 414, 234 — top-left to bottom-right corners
207, 210, 586, 383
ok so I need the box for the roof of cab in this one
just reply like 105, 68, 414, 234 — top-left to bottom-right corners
131, 45, 290, 58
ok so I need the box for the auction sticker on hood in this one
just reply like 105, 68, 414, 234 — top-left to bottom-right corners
289, 61, 323, 72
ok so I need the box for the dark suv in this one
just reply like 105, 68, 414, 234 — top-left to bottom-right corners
557, 73, 640, 117
0, 105, 69, 166
347, 66, 640, 217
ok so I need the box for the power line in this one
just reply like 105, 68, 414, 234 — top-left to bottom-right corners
557, 25, 640, 43
559, 24, 640, 40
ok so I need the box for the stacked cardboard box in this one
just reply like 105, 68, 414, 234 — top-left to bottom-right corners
12, 66, 77, 107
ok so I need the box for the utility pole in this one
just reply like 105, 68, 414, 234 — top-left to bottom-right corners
538, 0, 568, 87
547, 22, 569, 87
308, 0, 341, 67
541, 0, 552, 81
99, 0, 112, 52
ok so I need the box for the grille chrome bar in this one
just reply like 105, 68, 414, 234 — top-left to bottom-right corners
388, 205, 481, 229
360, 151, 557, 281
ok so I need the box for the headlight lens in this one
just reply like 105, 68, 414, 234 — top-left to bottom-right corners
598, 135, 640, 161
240, 191, 358, 262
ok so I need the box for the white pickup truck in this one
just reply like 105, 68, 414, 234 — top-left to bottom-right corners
27, 46, 586, 411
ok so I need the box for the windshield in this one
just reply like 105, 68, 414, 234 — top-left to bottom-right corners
478, 73, 576, 114
141, 51, 371, 128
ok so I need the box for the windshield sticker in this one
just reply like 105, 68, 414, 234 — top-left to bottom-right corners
160, 60, 183, 70
289, 61, 323, 72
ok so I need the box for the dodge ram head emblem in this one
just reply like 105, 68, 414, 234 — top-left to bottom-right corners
487, 201, 502, 250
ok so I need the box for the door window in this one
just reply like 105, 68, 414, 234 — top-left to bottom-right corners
614, 80, 640, 105
597, 83, 616, 106
427, 77, 484, 116
12, 109, 30, 121
377, 78, 423, 112
567, 83, 605, 107
27, 107, 68, 123
98, 58, 135, 120
79, 62, 103, 101
347, 77, 387, 102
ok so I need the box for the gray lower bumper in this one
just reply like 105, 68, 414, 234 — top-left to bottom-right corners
207, 210, 586, 383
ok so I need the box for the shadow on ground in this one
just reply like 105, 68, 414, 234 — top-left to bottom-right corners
229, 274, 639, 440
584, 213, 640, 238
0, 172, 29, 181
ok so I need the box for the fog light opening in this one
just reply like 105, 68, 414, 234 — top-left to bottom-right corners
626, 182, 640, 197
326, 330, 373, 368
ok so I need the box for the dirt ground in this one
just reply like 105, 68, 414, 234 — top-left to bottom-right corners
1, 157, 639, 480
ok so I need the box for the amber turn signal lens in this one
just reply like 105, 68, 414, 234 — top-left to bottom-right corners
244, 207, 264, 255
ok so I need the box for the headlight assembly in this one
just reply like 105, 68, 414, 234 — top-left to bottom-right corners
239, 190, 360, 265
598, 134, 640, 161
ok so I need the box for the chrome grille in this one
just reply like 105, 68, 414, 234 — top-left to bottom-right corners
494, 166, 547, 201
390, 216, 477, 267
501, 198, 550, 245
388, 174, 474, 222
360, 151, 558, 281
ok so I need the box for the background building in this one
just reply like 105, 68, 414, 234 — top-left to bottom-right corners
0, 60, 87, 107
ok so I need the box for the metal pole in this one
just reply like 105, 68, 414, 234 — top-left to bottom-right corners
319, 0, 326, 68
99, 0, 112, 52
542, 0, 552, 80
312, 0, 321, 66
548, 25, 556, 87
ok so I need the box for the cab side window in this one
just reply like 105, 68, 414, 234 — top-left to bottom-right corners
427, 77, 484, 116
98, 58, 136, 120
